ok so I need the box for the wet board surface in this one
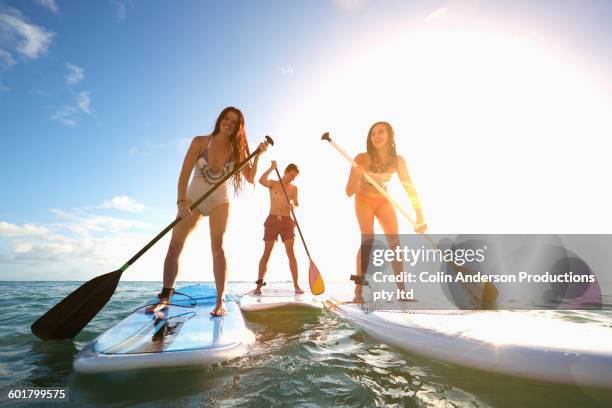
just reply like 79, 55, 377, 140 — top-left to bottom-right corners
239, 289, 325, 312
326, 298, 612, 389
74, 284, 254, 373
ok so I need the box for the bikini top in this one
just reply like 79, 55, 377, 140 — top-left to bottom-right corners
360, 155, 395, 189
194, 137, 234, 185
361, 171, 393, 189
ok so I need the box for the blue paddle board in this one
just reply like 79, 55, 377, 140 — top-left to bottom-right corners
74, 284, 254, 373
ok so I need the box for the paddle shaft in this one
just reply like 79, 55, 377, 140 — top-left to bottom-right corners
274, 168, 311, 258
119, 137, 273, 273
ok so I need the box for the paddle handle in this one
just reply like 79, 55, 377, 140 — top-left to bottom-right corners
274, 168, 311, 258
120, 135, 274, 271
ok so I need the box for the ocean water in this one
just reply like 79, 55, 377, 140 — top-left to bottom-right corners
1, 281, 612, 408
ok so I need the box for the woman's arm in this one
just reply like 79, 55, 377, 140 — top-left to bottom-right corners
243, 155, 258, 184
396, 155, 425, 226
242, 142, 267, 184
176, 137, 203, 215
345, 154, 366, 197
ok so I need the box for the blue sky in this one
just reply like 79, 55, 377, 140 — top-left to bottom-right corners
1, 0, 612, 281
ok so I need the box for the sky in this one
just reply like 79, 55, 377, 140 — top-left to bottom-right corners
1, 0, 612, 282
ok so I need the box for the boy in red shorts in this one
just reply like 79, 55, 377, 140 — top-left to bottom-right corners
254, 161, 304, 294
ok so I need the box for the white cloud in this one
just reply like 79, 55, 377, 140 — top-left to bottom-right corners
0, 207, 162, 279
0, 208, 152, 265
0, 219, 82, 264
278, 64, 294, 75
52, 91, 92, 125
0, 8, 55, 59
65, 63, 84, 85
426, 8, 448, 22
10, 240, 76, 260
14, 242, 33, 253
51, 208, 150, 232
39, 242, 74, 255
33, 0, 60, 14
0, 7, 54, 94
76, 90, 91, 113
101, 196, 147, 213
0, 49, 15, 66
0, 221, 49, 237
52, 105, 77, 126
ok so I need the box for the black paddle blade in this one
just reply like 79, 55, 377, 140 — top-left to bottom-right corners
31, 270, 123, 340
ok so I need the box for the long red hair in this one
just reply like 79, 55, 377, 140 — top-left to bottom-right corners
212, 107, 250, 194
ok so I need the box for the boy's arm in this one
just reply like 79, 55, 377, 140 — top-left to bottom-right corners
292, 186, 299, 207
259, 161, 276, 188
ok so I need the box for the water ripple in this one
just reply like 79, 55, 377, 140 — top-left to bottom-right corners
1, 281, 611, 407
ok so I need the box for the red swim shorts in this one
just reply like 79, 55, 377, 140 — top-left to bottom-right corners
263, 214, 295, 242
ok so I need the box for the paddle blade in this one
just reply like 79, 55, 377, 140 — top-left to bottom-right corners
308, 259, 325, 295
31, 270, 122, 341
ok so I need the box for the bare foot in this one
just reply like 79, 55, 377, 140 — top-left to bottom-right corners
253, 287, 262, 295
145, 296, 170, 314
210, 300, 226, 316
294, 286, 304, 294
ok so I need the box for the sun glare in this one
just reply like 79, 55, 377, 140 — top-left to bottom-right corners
151, 23, 612, 283
280, 23, 612, 234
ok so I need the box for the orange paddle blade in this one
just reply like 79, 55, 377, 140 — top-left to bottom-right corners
309, 259, 325, 295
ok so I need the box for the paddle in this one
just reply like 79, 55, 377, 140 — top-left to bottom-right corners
31, 136, 274, 341
273, 167, 325, 295
321, 132, 498, 307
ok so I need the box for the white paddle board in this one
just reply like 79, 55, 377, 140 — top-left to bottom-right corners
74, 284, 254, 373
240, 289, 324, 312
326, 298, 612, 388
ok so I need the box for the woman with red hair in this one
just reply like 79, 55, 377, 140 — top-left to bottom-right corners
147, 107, 266, 316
